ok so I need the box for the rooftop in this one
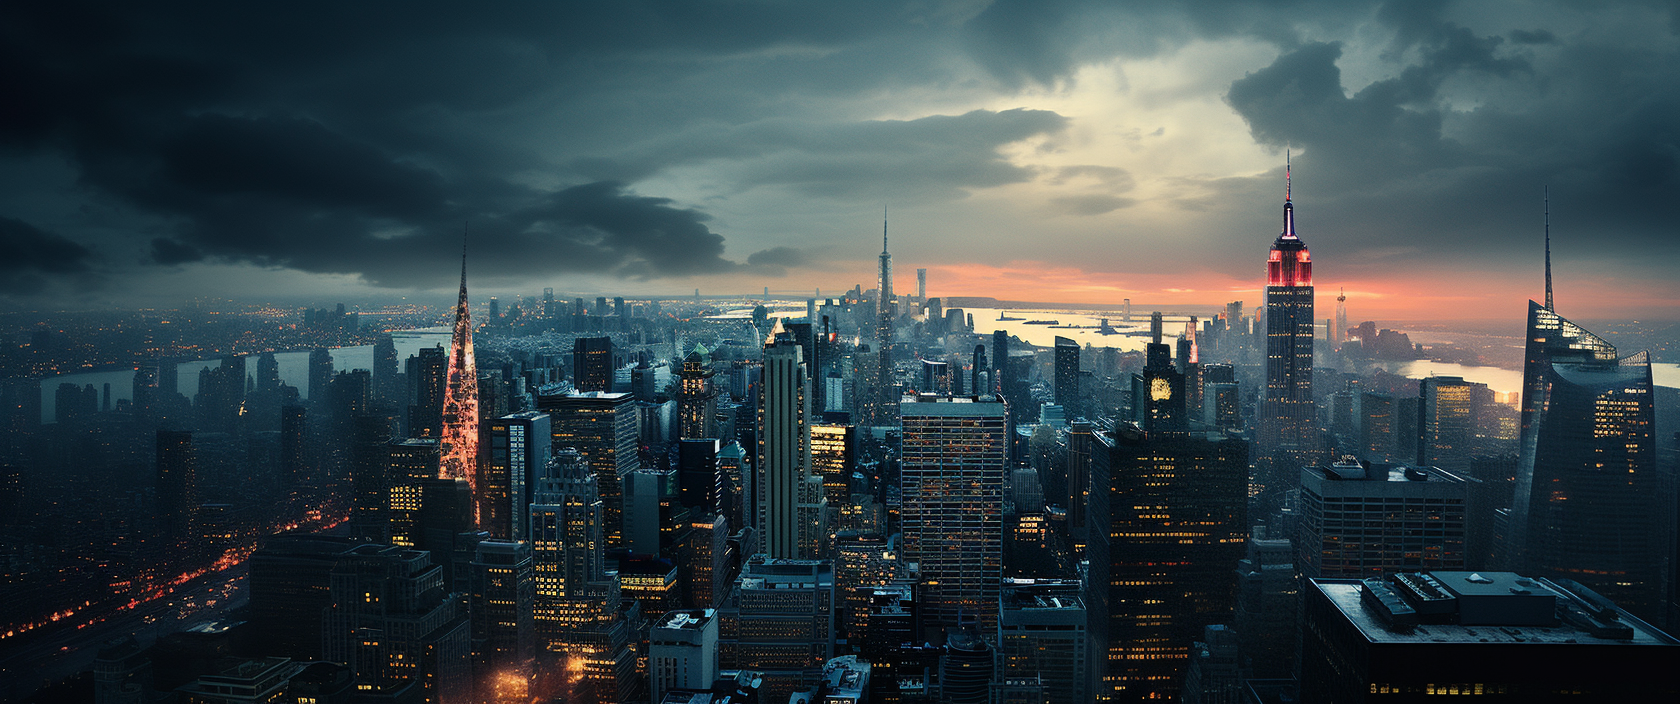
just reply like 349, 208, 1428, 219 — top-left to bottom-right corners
656, 609, 716, 631
1313, 573, 1679, 647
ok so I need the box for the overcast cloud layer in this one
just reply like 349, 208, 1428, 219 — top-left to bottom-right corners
1, 1, 1676, 316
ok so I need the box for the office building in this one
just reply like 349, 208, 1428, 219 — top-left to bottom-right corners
1233, 527, 1297, 679
1260, 163, 1316, 464
1132, 341, 1186, 432
1301, 571, 1680, 702
573, 337, 615, 393
900, 394, 1008, 640
758, 331, 813, 559
1054, 336, 1080, 416
811, 422, 854, 509
998, 579, 1087, 704
730, 556, 836, 701
1419, 376, 1475, 473
248, 534, 359, 661
1509, 301, 1662, 622
676, 438, 721, 512
156, 430, 197, 551
1297, 460, 1468, 579
1067, 420, 1112, 553
1359, 392, 1395, 462
540, 390, 638, 549
1091, 426, 1247, 702
677, 346, 720, 440
322, 544, 470, 703
528, 450, 610, 645
650, 610, 719, 702
387, 438, 440, 548
409, 345, 447, 439
469, 540, 534, 680
483, 412, 551, 542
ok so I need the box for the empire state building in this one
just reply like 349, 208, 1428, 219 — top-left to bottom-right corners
1260, 163, 1315, 466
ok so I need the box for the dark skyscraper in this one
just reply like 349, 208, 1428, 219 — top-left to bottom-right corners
307, 346, 333, 403
484, 411, 551, 542
992, 330, 1008, 394
409, 345, 447, 438
572, 336, 614, 393
1261, 162, 1316, 465
372, 333, 399, 404
758, 330, 813, 559
1054, 336, 1080, 416
1509, 300, 1661, 622
155, 430, 196, 550
1092, 425, 1247, 703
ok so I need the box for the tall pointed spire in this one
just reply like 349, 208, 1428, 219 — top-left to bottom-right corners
440, 223, 481, 524
882, 205, 889, 255
1544, 186, 1553, 310
1281, 151, 1297, 239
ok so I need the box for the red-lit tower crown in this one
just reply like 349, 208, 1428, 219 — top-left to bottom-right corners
1267, 166, 1311, 287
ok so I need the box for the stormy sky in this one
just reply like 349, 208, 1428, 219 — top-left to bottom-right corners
2, 1, 1677, 318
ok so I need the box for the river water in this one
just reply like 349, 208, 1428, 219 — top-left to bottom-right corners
38, 328, 453, 422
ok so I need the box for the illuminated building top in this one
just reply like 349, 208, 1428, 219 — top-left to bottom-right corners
1267, 159, 1312, 288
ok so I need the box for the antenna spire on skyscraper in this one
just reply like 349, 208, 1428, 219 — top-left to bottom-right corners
1286, 149, 1292, 202
882, 205, 888, 255
1544, 187, 1553, 310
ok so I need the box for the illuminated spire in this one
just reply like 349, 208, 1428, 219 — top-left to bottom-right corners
440, 224, 481, 523
1544, 186, 1553, 310
1281, 150, 1297, 239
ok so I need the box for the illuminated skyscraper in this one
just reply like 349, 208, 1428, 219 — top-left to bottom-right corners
900, 394, 1007, 640
572, 337, 615, 393
541, 391, 638, 549
676, 345, 719, 440
1419, 376, 1475, 473
439, 245, 480, 518
1091, 425, 1247, 702
1261, 160, 1316, 465
1509, 299, 1661, 621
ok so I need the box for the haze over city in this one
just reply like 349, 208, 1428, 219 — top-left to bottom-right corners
4, 3, 1680, 704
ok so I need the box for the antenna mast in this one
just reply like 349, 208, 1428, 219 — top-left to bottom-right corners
1544, 187, 1553, 310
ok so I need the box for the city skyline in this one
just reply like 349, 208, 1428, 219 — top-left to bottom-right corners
2, 2, 1678, 319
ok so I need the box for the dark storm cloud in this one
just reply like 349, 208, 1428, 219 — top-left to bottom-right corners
0, 217, 95, 294
1221, 3, 1680, 271
2, 1, 1678, 296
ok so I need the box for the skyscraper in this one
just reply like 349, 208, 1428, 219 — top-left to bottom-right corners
1297, 460, 1468, 579
409, 345, 447, 438
156, 430, 196, 551
529, 449, 612, 650
870, 211, 896, 426
1509, 299, 1661, 621
758, 330, 812, 559
1419, 376, 1475, 473
1054, 336, 1080, 417
439, 246, 480, 513
1091, 425, 1247, 703
676, 345, 719, 440
469, 539, 535, 682
540, 391, 639, 549
323, 544, 471, 702
900, 394, 1007, 639
573, 337, 614, 393
1261, 161, 1316, 465
484, 412, 551, 542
